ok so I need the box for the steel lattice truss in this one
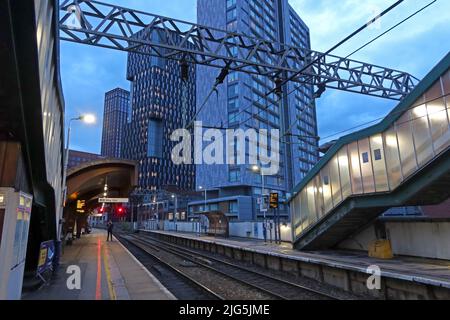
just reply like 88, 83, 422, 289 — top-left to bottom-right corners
59, 0, 419, 100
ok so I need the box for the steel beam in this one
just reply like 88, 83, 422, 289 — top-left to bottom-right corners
59, 0, 419, 100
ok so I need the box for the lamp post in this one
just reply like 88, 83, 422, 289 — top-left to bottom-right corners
153, 196, 158, 230
252, 165, 267, 243
198, 186, 207, 235
172, 194, 178, 231
55, 114, 95, 268
61, 114, 96, 236
198, 186, 207, 212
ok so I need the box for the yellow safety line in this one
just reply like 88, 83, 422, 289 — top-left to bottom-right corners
103, 245, 116, 300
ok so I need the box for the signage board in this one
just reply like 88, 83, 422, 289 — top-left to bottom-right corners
76, 199, 86, 213
270, 193, 279, 209
99, 198, 129, 203
37, 240, 55, 276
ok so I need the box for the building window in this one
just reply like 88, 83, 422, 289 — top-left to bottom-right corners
227, 8, 237, 21
228, 84, 238, 97
228, 98, 239, 110
226, 0, 236, 9
147, 119, 163, 158
374, 149, 382, 161
228, 111, 239, 124
229, 169, 240, 182
362, 152, 370, 163
228, 72, 238, 83
229, 201, 238, 213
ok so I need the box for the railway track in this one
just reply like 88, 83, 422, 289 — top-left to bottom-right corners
120, 234, 281, 300
117, 234, 224, 300
127, 233, 340, 300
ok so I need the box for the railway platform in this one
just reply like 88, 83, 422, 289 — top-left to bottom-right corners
143, 230, 450, 300
23, 229, 175, 300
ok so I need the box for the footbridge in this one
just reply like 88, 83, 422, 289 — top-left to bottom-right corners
290, 53, 450, 250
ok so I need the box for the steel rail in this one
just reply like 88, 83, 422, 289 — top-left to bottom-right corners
133, 233, 340, 300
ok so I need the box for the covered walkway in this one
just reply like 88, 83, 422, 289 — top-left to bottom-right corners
290, 53, 450, 250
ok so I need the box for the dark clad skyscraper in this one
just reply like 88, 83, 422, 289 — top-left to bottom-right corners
122, 28, 196, 192
101, 88, 130, 158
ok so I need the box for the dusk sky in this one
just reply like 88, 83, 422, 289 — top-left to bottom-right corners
61, 0, 450, 154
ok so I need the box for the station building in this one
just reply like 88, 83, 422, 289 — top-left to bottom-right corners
0, 0, 64, 299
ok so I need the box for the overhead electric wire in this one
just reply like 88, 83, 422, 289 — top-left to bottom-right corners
190, 0, 438, 158
281, 0, 440, 144
236, 0, 437, 132
231, 0, 438, 141
345, 0, 438, 59
186, 63, 231, 131
203, 0, 407, 138
281, 92, 450, 145
261, 0, 406, 99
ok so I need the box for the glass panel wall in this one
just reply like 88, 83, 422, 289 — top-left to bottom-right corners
320, 164, 333, 213
427, 81, 450, 154
370, 134, 389, 192
396, 111, 417, 177
348, 141, 363, 194
444, 70, 450, 123
384, 128, 402, 189
291, 193, 301, 227
314, 175, 326, 219
306, 181, 317, 225
299, 188, 309, 230
292, 72, 450, 240
411, 96, 434, 165
443, 70, 450, 94
338, 147, 352, 198
358, 138, 375, 193
329, 155, 342, 206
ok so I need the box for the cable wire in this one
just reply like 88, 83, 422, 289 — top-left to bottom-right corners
216, 0, 438, 145
282, 92, 450, 145
206, 0, 408, 135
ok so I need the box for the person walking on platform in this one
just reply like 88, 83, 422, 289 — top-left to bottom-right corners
107, 220, 114, 242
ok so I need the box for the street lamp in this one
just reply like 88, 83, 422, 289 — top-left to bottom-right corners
252, 165, 268, 243
61, 114, 96, 236
171, 194, 178, 231
152, 196, 159, 229
199, 186, 207, 213
198, 186, 208, 236
252, 165, 266, 197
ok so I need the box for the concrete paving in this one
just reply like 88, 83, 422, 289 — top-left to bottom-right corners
145, 230, 450, 288
23, 229, 175, 300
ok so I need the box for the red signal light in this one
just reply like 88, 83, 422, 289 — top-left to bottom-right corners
118, 207, 123, 214
99, 207, 104, 213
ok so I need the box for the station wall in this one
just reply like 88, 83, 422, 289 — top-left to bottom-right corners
338, 220, 450, 260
